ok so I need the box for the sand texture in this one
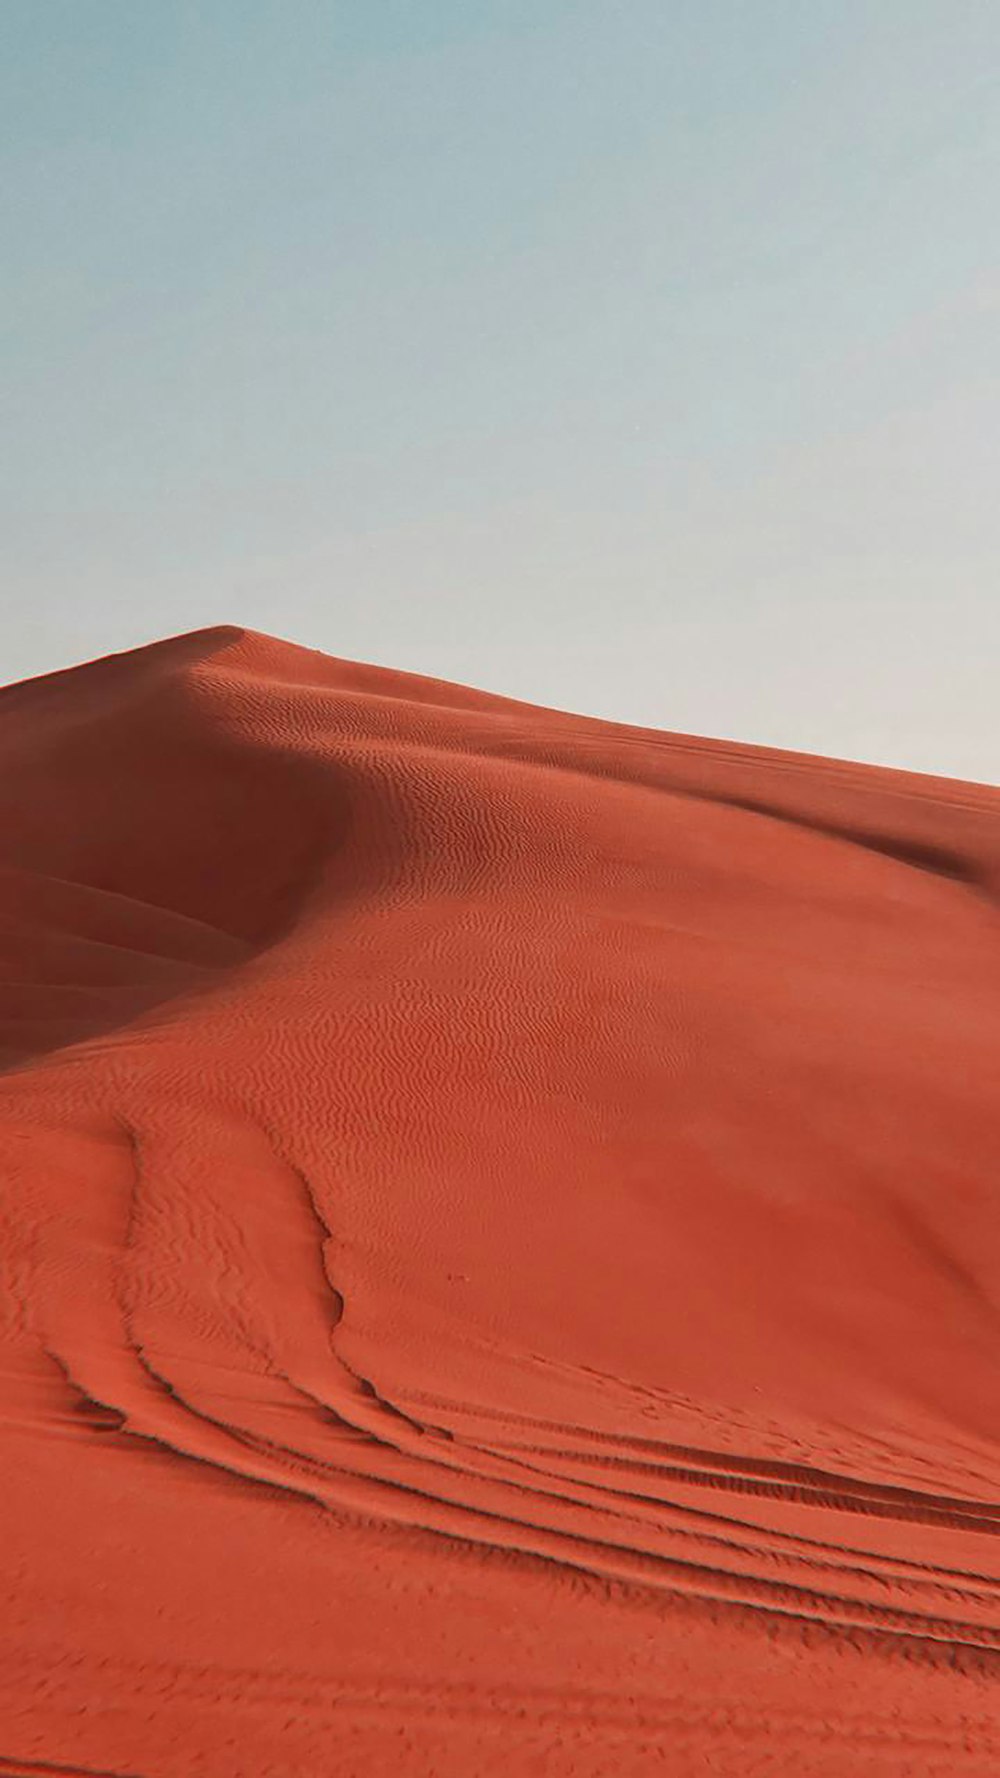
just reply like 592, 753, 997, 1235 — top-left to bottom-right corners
1, 626, 998, 1775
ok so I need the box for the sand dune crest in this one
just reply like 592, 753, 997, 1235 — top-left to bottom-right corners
2, 629, 998, 1774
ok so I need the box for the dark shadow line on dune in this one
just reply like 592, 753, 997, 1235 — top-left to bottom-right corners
438, 1396, 1000, 1524
695, 790, 993, 896
0, 1756, 149, 1778
476, 731, 997, 899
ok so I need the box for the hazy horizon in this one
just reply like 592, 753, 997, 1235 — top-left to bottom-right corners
4, 3, 998, 783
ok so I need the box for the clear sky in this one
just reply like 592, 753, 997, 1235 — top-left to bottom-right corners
3, 2, 998, 781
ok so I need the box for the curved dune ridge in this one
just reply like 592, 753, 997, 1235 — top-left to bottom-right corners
1, 625, 999, 1776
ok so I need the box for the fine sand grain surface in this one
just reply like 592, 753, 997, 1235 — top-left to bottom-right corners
1, 625, 998, 1776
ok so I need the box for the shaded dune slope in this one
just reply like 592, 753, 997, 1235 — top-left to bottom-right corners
2, 626, 999, 1775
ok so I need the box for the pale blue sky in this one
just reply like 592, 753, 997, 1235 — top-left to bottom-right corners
3, 2, 998, 779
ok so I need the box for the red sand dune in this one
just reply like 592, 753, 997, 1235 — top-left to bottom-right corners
1, 625, 998, 1776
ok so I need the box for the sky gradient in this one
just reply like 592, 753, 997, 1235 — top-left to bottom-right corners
3, 2, 998, 780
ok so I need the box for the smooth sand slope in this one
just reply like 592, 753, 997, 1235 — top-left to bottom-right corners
1, 626, 998, 1776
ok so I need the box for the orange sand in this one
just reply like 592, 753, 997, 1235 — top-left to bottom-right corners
1, 626, 998, 1775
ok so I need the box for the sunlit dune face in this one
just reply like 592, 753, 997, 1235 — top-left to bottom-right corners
2, 629, 999, 1776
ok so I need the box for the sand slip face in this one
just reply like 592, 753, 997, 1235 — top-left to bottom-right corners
1, 625, 998, 1776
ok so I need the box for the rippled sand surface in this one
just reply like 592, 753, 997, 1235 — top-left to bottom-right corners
2, 626, 998, 1775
